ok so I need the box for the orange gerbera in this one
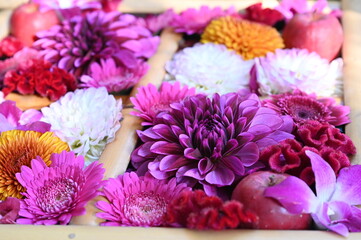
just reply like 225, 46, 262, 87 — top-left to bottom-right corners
0, 130, 69, 200
201, 16, 284, 60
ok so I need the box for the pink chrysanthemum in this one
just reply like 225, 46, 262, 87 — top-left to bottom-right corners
263, 90, 350, 127
131, 92, 294, 195
15, 151, 104, 225
138, 9, 176, 34
130, 82, 196, 126
80, 58, 148, 92
96, 172, 190, 227
171, 6, 236, 35
34, 10, 159, 79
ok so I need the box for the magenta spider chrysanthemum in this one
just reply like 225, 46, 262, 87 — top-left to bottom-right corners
15, 151, 104, 225
96, 172, 190, 227
130, 82, 196, 126
131, 92, 295, 195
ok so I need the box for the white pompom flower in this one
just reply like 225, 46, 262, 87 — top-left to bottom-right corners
41, 87, 122, 164
165, 43, 254, 95
252, 48, 343, 97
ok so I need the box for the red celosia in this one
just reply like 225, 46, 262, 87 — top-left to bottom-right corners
0, 197, 20, 224
166, 190, 258, 230
0, 36, 23, 58
297, 120, 356, 156
244, 3, 285, 26
260, 138, 351, 185
3, 59, 77, 101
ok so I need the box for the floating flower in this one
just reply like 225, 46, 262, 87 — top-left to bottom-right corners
201, 16, 284, 60
0, 197, 21, 224
0, 36, 23, 58
0, 100, 50, 133
41, 87, 122, 163
130, 82, 196, 126
244, 3, 285, 26
166, 190, 258, 230
0, 130, 69, 200
34, 10, 159, 78
263, 90, 350, 127
297, 121, 356, 156
32, 0, 122, 12
171, 6, 236, 35
165, 43, 254, 95
131, 92, 294, 195
275, 0, 342, 20
16, 151, 104, 225
96, 172, 190, 226
259, 138, 350, 185
80, 58, 148, 92
251, 48, 343, 96
265, 151, 361, 237
3, 59, 77, 101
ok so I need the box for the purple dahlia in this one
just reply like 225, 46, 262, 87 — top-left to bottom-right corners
34, 10, 159, 79
131, 93, 294, 195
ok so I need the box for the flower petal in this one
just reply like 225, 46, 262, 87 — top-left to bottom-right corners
331, 165, 361, 205
205, 165, 234, 186
264, 176, 318, 214
306, 150, 336, 202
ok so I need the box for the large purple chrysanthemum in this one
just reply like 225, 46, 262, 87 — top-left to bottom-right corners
34, 10, 159, 79
131, 93, 294, 195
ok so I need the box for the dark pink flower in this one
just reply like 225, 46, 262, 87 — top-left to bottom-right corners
244, 3, 285, 26
0, 36, 23, 58
34, 10, 159, 78
297, 120, 356, 156
96, 172, 190, 226
0, 198, 21, 224
263, 90, 350, 127
16, 151, 104, 225
0, 100, 50, 133
171, 6, 237, 35
166, 190, 258, 230
139, 9, 176, 34
130, 82, 196, 126
131, 92, 294, 195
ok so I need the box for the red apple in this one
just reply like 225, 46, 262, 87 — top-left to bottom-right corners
9, 2, 60, 46
232, 171, 311, 230
282, 12, 343, 62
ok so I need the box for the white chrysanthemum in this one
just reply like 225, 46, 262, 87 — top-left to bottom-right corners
253, 48, 343, 97
165, 43, 254, 95
41, 87, 122, 164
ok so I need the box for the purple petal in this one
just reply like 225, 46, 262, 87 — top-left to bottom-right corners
306, 150, 336, 202
150, 141, 183, 155
198, 158, 214, 175
221, 155, 245, 176
159, 155, 188, 171
237, 142, 259, 167
205, 165, 234, 186
331, 165, 361, 205
148, 161, 172, 180
264, 176, 318, 214
0, 101, 21, 126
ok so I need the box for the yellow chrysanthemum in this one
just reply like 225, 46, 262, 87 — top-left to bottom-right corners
0, 130, 70, 200
201, 16, 284, 60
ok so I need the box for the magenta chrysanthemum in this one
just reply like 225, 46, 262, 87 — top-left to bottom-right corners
263, 90, 350, 127
34, 10, 159, 79
15, 151, 104, 225
130, 82, 196, 126
131, 92, 294, 195
80, 58, 148, 92
96, 172, 190, 227
171, 6, 236, 35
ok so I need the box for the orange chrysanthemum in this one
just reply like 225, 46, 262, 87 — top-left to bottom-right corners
0, 130, 69, 200
201, 16, 284, 60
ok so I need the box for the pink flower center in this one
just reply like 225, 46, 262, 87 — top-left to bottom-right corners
38, 178, 76, 213
123, 191, 167, 226
277, 96, 330, 124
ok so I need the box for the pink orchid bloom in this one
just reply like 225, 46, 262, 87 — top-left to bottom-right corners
265, 150, 361, 236
275, 0, 342, 19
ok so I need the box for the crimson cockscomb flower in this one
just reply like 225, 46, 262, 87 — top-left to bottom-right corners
131, 92, 294, 195
96, 172, 190, 227
16, 151, 104, 225
166, 190, 258, 230
244, 3, 285, 26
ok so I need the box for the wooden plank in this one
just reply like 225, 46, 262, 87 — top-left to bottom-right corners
342, 0, 361, 164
